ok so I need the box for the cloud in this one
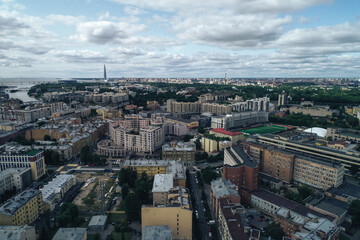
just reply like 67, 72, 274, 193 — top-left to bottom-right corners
173, 13, 292, 48
0, 15, 28, 35
70, 20, 146, 44
46, 14, 85, 25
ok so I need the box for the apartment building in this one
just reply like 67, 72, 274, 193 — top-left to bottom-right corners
210, 178, 240, 220
0, 107, 51, 123
123, 160, 186, 187
0, 189, 43, 226
97, 140, 126, 158
163, 122, 190, 136
142, 187, 192, 240
162, 141, 196, 165
293, 155, 344, 190
52, 228, 87, 240
0, 168, 32, 195
258, 134, 360, 170
223, 145, 259, 205
0, 225, 36, 240
142, 225, 172, 240
280, 106, 332, 117
231, 97, 270, 113
327, 127, 360, 143
166, 99, 201, 114
0, 144, 45, 180
84, 92, 129, 104
41, 174, 76, 210
152, 174, 174, 205
262, 147, 295, 183
201, 137, 232, 153
201, 103, 232, 115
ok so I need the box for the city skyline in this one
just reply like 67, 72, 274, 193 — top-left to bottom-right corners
1, 0, 360, 78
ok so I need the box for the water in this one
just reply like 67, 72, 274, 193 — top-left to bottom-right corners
0, 78, 57, 102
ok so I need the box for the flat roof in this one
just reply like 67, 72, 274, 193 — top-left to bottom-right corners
306, 195, 348, 217
152, 174, 173, 193
52, 228, 87, 240
211, 178, 239, 198
142, 225, 172, 240
327, 181, 360, 200
0, 190, 41, 215
210, 128, 243, 136
0, 225, 35, 240
88, 215, 107, 227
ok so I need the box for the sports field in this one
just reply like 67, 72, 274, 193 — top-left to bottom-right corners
240, 125, 287, 135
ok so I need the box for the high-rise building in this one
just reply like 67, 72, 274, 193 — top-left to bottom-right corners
104, 65, 107, 80
278, 91, 287, 106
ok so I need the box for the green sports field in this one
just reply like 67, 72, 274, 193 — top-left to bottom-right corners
240, 125, 287, 135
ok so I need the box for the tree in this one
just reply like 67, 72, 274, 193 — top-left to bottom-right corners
350, 164, 359, 177
198, 127, 206, 134
348, 199, 360, 226
195, 137, 201, 150
183, 135, 194, 142
124, 193, 141, 221
122, 184, 129, 199
201, 167, 218, 184
118, 168, 137, 188
57, 202, 79, 227
297, 185, 314, 200
44, 150, 60, 165
135, 180, 150, 203
44, 135, 51, 141
265, 222, 285, 240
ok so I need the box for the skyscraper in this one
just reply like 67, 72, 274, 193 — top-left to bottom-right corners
104, 65, 107, 80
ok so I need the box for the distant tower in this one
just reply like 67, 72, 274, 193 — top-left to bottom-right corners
278, 91, 287, 106
104, 65, 107, 80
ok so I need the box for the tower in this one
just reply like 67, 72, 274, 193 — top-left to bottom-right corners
104, 65, 107, 80
278, 91, 287, 106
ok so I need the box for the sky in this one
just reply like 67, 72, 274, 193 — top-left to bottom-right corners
0, 0, 360, 78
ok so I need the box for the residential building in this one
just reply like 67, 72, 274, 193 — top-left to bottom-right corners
0, 168, 32, 195
293, 155, 344, 190
218, 198, 251, 240
326, 181, 360, 202
41, 174, 76, 210
0, 189, 43, 226
258, 172, 283, 190
152, 174, 174, 205
52, 228, 87, 240
142, 187, 192, 240
201, 102, 232, 115
165, 116, 199, 129
280, 106, 332, 117
97, 140, 126, 158
278, 91, 287, 106
142, 225, 172, 240
223, 145, 259, 205
0, 225, 36, 240
166, 100, 201, 114
327, 127, 360, 143
163, 122, 190, 136
162, 141, 196, 165
123, 160, 186, 187
231, 97, 270, 113
0, 144, 45, 180
209, 128, 244, 142
210, 178, 240, 220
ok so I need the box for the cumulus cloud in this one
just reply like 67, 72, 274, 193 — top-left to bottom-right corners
70, 21, 146, 44
46, 14, 85, 25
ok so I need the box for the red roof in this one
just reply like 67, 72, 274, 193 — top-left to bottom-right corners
210, 128, 243, 136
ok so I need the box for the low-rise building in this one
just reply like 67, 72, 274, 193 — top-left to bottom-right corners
210, 178, 240, 220
88, 215, 108, 231
0, 189, 43, 226
142, 187, 192, 240
0, 168, 32, 195
326, 181, 360, 202
142, 225, 172, 240
211, 111, 269, 130
162, 141, 196, 165
152, 174, 174, 205
0, 225, 36, 240
52, 228, 87, 240
209, 128, 244, 142
41, 174, 76, 210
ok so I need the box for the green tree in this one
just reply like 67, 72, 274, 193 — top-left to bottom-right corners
297, 185, 314, 200
124, 193, 141, 221
118, 168, 137, 188
183, 135, 194, 142
122, 184, 129, 199
44, 135, 51, 141
265, 222, 285, 240
348, 199, 360, 226
135, 180, 150, 203
44, 150, 60, 165
201, 167, 218, 184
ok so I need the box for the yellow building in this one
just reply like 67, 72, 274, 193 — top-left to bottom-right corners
142, 187, 192, 240
166, 116, 199, 129
209, 128, 244, 143
0, 189, 43, 226
162, 141, 196, 165
202, 137, 219, 153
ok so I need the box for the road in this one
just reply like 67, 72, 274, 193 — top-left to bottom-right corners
189, 169, 209, 240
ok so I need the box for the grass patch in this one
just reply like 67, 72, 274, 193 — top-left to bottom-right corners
111, 231, 132, 240
87, 233, 100, 240
240, 125, 287, 135
108, 213, 127, 224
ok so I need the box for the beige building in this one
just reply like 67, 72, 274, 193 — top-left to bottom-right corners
52, 228, 87, 240
152, 174, 174, 205
0, 168, 32, 195
280, 106, 332, 117
201, 103, 232, 115
327, 127, 360, 144
0, 189, 43, 226
162, 141, 196, 165
142, 187, 192, 240
209, 128, 244, 142
166, 99, 201, 114
201, 137, 232, 153
294, 155, 344, 190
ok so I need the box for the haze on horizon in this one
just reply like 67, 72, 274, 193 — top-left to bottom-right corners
0, 0, 360, 78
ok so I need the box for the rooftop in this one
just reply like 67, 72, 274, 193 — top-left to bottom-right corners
152, 174, 174, 193
88, 215, 108, 227
52, 228, 87, 240
142, 225, 172, 240
224, 145, 258, 168
0, 225, 35, 240
327, 181, 360, 200
40, 174, 75, 202
210, 128, 243, 136
0, 189, 41, 216
211, 178, 239, 198
306, 194, 348, 217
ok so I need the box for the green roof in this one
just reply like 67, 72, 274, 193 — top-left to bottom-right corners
25, 149, 41, 156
